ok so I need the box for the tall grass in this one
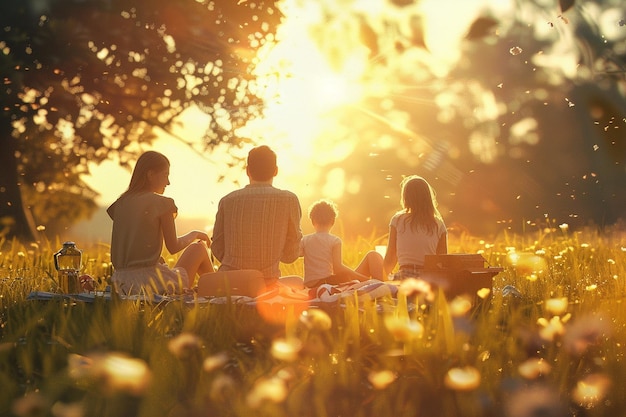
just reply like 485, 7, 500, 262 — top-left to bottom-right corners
1, 224, 625, 417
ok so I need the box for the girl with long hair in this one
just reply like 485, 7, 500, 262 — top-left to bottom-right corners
383, 175, 447, 280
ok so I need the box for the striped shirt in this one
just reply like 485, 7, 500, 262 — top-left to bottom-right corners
211, 184, 302, 277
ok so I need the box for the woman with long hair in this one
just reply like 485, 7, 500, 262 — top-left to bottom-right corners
107, 151, 214, 295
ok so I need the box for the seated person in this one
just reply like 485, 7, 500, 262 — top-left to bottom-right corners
199, 145, 302, 297
383, 175, 447, 280
300, 199, 383, 288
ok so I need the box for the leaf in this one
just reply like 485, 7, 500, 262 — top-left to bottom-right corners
559, 0, 575, 13
465, 16, 498, 40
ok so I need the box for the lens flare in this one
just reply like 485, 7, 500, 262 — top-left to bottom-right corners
444, 366, 481, 391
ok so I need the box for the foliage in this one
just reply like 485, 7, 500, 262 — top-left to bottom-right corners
0, 0, 282, 240
1, 225, 626, 416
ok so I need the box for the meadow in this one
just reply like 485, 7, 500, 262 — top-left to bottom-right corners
1, 223, 625, 417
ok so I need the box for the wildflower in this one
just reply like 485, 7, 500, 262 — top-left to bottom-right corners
477, 287, 491, 299
518, 358, 552, 379
299, 308, 332, 331
444, 366, 481, 391
537, 316, 565, 341
98, 352, 151, 396
368, 370, 396, 389
563, 315, 611, 356
67, 352, 151, 396
544, 297, 568, 316
398, 278, 434, 302
271, 338, 302, 362
384, 316, 424, 341
203, 352, 229, 373
167, 332, 203, 360
246, 376, 288, 408
571, 373, 612, 408
449, 295, 472, 317
507, 252, 547, 275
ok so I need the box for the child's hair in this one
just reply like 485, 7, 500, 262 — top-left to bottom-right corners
247, 145, 277, 181
399, 175, 441, 234
308, 199, 338, 227
122, 151, 170, 197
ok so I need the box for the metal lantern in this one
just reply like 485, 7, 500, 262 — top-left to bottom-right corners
53, 241, 83, 293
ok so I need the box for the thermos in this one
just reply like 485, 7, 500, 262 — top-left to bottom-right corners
53, 241, 82, 293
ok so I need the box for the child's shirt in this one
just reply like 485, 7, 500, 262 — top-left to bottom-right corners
300, 231, 341, 285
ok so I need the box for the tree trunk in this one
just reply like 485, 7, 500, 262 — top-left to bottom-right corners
0, 124, 37, 242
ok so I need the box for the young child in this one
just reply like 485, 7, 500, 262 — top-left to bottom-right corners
107, 151, 214, 295
383, 175, 447, 280
300, 199, 383, 288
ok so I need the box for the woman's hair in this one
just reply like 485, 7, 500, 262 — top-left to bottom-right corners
122, 151, 170, 197
309, 199, 338, 227
247, 145, 277, 181
399, 175, 441, 234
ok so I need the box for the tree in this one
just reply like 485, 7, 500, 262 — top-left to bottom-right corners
0, 0, 281, 241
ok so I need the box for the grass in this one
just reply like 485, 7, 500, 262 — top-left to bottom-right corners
1, 223, 625, 417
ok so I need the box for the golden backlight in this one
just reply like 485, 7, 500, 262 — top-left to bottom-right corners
85, 0, 515, 235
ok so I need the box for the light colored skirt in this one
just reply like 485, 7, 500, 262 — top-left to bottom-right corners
111, 263, 188, 295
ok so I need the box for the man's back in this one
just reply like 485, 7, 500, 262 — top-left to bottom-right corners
211, 183, 302, 277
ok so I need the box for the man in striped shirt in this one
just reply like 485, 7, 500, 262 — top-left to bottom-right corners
211, 145, 303, 281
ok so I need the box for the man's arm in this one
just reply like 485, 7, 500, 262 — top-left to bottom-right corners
281, 195, 302, 264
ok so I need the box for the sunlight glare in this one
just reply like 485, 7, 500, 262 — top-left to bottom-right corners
237, 0, 370, 199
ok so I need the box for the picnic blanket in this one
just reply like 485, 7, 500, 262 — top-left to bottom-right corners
27, 279, 400, 307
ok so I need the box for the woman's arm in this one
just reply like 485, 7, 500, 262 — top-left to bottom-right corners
161, 212, 209, 254
211, 201, 225, 262
383, 225, 398, 276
